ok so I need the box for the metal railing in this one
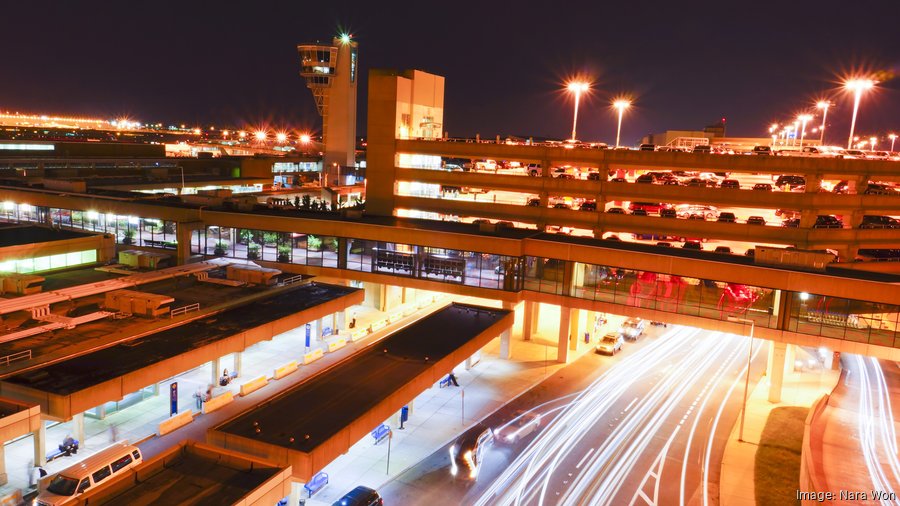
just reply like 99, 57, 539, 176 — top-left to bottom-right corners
170, 303, 200, 318
278, 275, 306, 287
0, 349, 31, 367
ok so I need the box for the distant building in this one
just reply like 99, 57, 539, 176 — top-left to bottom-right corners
297, 35, 359, 169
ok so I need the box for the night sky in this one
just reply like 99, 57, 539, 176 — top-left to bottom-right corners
2, 0, 898, 144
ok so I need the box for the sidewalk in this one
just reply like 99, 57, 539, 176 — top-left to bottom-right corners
719, 353, 839, 506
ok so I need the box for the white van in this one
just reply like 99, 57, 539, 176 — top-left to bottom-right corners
37, 442, 142, 506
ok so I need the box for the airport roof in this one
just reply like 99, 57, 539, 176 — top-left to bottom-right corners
4, 282, 358, 395
217, 303, 510, 451
0, 224, 94, 247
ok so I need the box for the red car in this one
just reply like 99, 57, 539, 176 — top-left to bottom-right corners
628, 202, 671, 214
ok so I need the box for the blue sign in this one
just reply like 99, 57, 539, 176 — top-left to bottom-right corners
400, 406, 409, 423
169, 382, 178, 416
322, 326, 333, 338
305, 323, 311, 347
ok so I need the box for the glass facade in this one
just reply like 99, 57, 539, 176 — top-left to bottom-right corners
787, 291, 900, 347
0, 249, 97, 274
0, 202, 177, 249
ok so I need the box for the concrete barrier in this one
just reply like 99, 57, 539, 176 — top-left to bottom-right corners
327, 338, 347, 353
239, 375, 269, 397
370, 318, 388, 332
202, 390, 234, 415
303, 348, 324, 365
349, 328, 368, 341
388, 311, 403, 323
273, 360, 299, 380
799, 393, 830, 504
159, 409, 193, 436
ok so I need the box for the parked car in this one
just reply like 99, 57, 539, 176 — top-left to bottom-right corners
656, 241, 673, 247
774, 175, 806, 190
579, 201, 597, 211
745, 248, 756, 257
609, 177, 628, 183
607, 207, 626, 214
636, 173, 656, 184
813, 215, 843, 228
682, 241, 703, 250
553, 202, 571, 209
719, 179, 740, 189
747, 216, 766, 225
605, 234, 622, 241
631, 209, 648, 216
587, 172, 601, 181
752, 183, 773, 191
332, 486, 384, 506
752, 145, 773, 155
629, 202, 671, 214
782, 218, 800, 228
495, 411, 541, 445
717, 212, 737, 223
639, 143, 656, 151
619, 317, 645, 341
860, 215, 900, 229
714, 246, 733, 254
692, 144, 711, 154
660, 208, 677, 218
675, 204, 719, 219
596, 332, 624, 355
526, 198, 541, 207
865, 183, 899, 195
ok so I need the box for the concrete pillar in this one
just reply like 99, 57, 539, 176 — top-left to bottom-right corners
768, 342, 787, 403
785, 343, 796, 373
175, 222, 194, 265
72, 412, 85, 447
289, 480, 303, 506
401, 286, 409, 304
499, 328, 511, 360
233, 352, 242, 378
523, 301, 536, 341
311, 319, 321, 341
569, 308, 580, 351
804, 174, 822, 193
558, 307, 571, 363
503, 301, 521, 339
799, 209, 817, 228
823, 348, 834, 370
211, 357, 220, 386
34, 423, 47, 467
847, 174, 869, 194
847, 209, 865, 229
0, 444, 7, 485
336, 310, 346, 331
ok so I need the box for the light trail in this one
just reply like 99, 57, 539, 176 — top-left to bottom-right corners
855, 355, 900, 505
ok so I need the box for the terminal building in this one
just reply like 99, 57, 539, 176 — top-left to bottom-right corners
0, 63, 898, 502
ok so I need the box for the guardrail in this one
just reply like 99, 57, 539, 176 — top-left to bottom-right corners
278, 275, 306, 286
799, 393, 830, 503
0, 349, 31, 367
170, 303, 200, 318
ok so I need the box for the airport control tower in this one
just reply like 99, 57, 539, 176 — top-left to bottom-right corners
297, 34, 358, 169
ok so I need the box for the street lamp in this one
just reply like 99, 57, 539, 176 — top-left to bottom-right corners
798, 114, 812, 149
613, 99, 631, 148
890, 133, 897, 152
869, 136, 877, 151
816, 101, 830, 144
728, 316, 755, 443
566, 81, 590, 142
792, 121, 800, 146
768, 124, 778, 146
845, 78, 875, 149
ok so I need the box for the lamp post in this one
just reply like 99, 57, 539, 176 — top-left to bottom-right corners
890, 134, 897, 152
845, 79, 875, 149
566, 81, 589, 142
798, 114, 812, 149
816, 101, 830, 144
768, 124, 778, 146
613, 99, 631, 148
870, 136, 877, 151
727, 316, 755, 443
792, 121, 800, 146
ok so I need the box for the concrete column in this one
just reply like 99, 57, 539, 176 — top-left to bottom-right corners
499, 328, 511, 360
175, 222, 195, 265
401, 286, 409, 304
557, 307, 571, 363
799, 209, 817, 228
34, 423, 47, 466
804, 174, 822, 193
72, 413, 85, 447
211, 357, 220, 386
785, 343, 796, 373
311, 319, 321, 341
289, 480, 303, 506
541, 160, 552, 178
336, 310, 346, 331
768, 341, 787, 403
503, 301, 521, 339
523, 301, 536, 341
847, 209, 865, 229
0, 444, 7, 485
233, 352, 242, 378
569, 308, 580, 351
847, 174, 869, 194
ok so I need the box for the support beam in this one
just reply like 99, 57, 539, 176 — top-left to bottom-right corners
211, 357, 220, 387
768, 341, 787, 403
569, 308, 580, 352
499, 328, 511, 360
557, 307, 571, 363
523, 301, 538, 341
34, 423, 46, 467
233, 352, 242, 378
72, 412, 85, 448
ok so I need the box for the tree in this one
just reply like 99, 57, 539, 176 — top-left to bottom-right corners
301, 194, 312, 209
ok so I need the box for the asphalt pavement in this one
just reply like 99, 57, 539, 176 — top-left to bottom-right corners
379, 325, 768, 506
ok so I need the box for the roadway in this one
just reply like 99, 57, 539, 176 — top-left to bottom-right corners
815, 354, 900, 502
379, 325, 767, 506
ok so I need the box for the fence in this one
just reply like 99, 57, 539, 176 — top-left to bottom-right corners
0, 349, 31, 367
170, 303, 200, 318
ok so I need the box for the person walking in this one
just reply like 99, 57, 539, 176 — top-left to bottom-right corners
194, 388, 203, 409
109, 424, 118, 443
448, 372, 460, 387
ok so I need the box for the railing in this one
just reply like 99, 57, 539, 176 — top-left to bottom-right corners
170, 303, 200, 318
0, 349, 31, 367
278, 275, 306, 287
